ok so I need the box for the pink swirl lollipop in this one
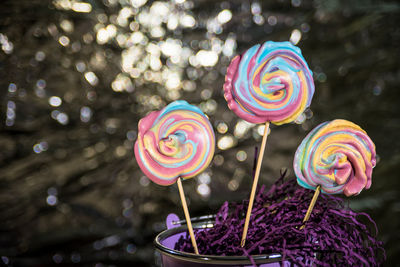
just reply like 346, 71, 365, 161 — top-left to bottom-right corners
294, 119, 376, 227
135, 100, 215, 186
224, 41, 315, 247
294, 119, 376, 196
224, 41, 314, 125
134, 100, 215, 254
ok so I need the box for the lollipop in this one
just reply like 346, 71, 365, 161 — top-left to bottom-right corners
293, 119, 376, 226
135, 100, 215, 186
224, 41, 314, 125
134, 100, 215, 254
223, 41, 315, 246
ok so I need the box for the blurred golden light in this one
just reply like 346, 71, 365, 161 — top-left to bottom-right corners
217, 9, 232, 24
84, 72, 99, 86
161, 38, 182, 57
290, 29, 302, 45
234, 120, 255, 138
130, 0, 147, 8
236, 150, 247, 162
217, 135, 236, 150
180, 14, 196, 28
196, 183, 210, 197
196, 50, 218, 67
228, 179, 239, 191
72, 2, 92, 13
58, 35, 70, 46
115, 146, 127, 157
60, 19, 74, 32
112, 74, 134, 92
217, 122, 228, 134
167, 15, 179, 30
200, 89, 212, 100
213, 154, 224, 166
150, 26, 165, 38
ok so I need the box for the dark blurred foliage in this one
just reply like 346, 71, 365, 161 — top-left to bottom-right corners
0, 0, 399, 266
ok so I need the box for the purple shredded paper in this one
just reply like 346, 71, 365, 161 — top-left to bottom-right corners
174, 171, 386, 266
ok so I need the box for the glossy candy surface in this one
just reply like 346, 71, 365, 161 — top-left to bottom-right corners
224, 41, 314, 125
294, 119, 376, 196
135, 100, 215, 186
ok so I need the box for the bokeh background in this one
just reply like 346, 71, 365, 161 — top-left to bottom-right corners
1, 0, 399, 266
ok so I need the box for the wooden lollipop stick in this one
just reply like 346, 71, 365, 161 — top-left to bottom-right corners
176, 178, 199, 254
300, 185, 321, 230
241, 121, 270, 247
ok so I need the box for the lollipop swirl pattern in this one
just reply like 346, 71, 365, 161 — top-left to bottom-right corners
294, 119, 376, 196
134, 100, 215, 186
224, 41, 314, 125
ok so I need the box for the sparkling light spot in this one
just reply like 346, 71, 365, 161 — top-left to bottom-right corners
213, 154, 224, 166
251, 2, 262, 14
217, 122, 228, 134
268, 16, 277, 26
290, 29, 302, 45
197, 183, 210, 197
97, 28, 109, 44
234, 120, 255, 138
198, 173, 211, 184
196, 50, 218, 67
49, 96, 62, 107
217, 9, 232, 24
130, 0, 147, 8
80, 106, 92, 122
180, 14, 196, 28
112, 74, 134, 92
35, 51, 46, 61
139, 176, 150, 187
228, 179, 239, 191
56, 113, 69, 125
236, 150, 247, 162
84, 72, 99, 86
58, 35, 70, 46
200, 89, 212, 100
76, 61, 86, 72
72, 2, 92, 13
47, 195, 58, 206
217, 135, 236, 150
60, 20, 74, 32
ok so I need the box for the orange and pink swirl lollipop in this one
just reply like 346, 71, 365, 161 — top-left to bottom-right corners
135, 100, 215, 186
294, 119, 376, 227
134, 100, 215, 254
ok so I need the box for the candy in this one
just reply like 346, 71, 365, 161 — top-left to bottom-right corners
134, 100, 215, 186
223, 41, 314, 125
294, 119, 376, 196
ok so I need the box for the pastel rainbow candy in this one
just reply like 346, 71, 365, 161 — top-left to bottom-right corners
134, 100, 215, 186
294, 119, 376, 196
224, 41, 314, 125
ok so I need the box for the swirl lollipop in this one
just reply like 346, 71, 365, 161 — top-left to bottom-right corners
135, 100, 215, 186
135, 100, 215, 254
224, 41, 314, 125
294, 119, 376, 227
223, 41, 315, 246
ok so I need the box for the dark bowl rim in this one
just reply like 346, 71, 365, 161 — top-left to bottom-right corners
154, 221, 282, 265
